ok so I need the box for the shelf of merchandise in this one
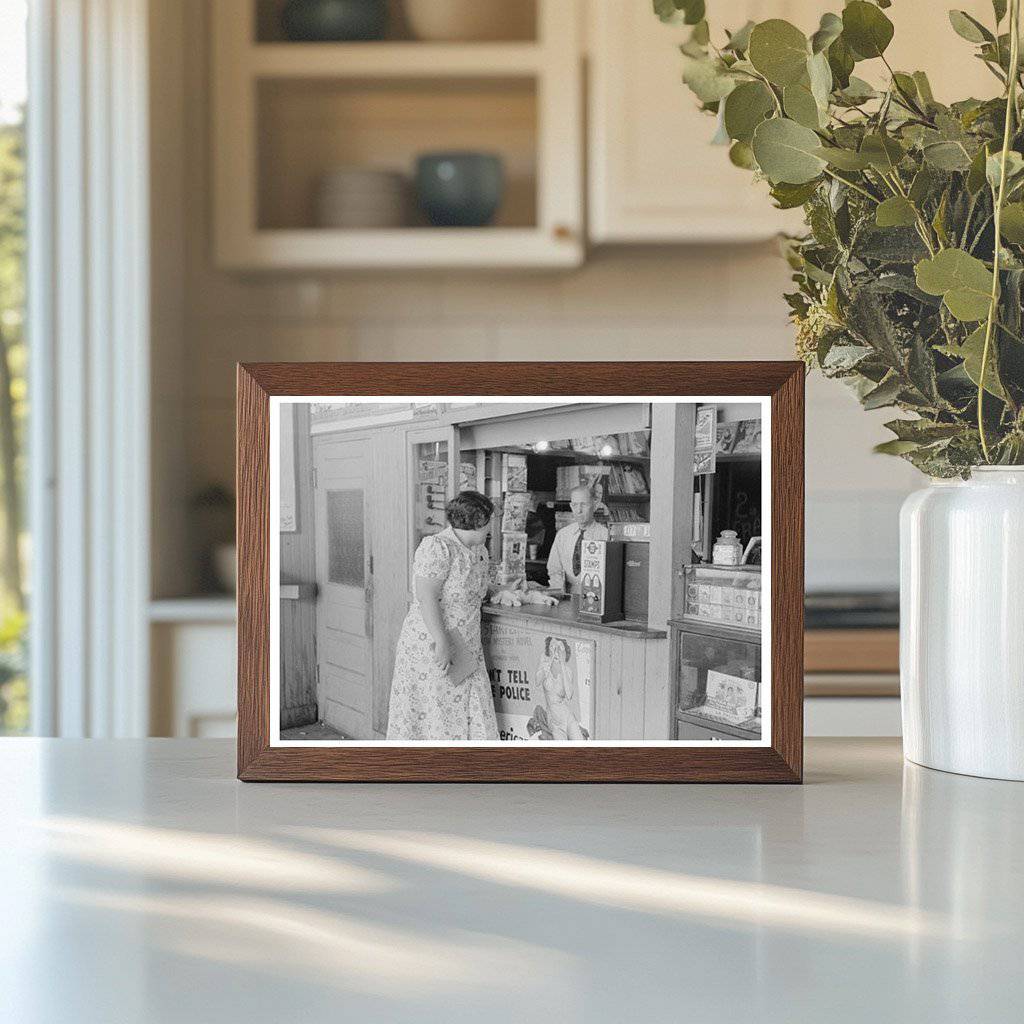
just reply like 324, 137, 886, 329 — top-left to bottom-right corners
491, 445, 651, 465
211, 0, 583, 269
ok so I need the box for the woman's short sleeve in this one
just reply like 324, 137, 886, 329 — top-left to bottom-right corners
413, 534, 451, 583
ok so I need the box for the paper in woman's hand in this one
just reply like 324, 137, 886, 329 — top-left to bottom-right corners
445, 631, 479, 686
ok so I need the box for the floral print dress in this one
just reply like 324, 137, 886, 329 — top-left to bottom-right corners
386, 526, 499, 741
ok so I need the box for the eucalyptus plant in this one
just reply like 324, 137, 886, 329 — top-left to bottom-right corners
658, 0, 1024, 475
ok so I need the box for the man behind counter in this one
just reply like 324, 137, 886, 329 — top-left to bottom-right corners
546, 484, 609, 594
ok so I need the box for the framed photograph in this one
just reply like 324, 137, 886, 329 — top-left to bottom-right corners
237, 362, 804, 782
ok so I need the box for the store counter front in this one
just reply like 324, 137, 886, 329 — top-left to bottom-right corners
480, 600, 667, 743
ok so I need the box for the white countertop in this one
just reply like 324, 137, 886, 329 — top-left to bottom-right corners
2, 738, 1021, 1023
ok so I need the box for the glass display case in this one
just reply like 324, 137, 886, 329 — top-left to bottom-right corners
680, 563, 761, 633
670, 619, 761, 741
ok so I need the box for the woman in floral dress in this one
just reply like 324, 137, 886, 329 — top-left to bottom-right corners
386, 491, 556, 741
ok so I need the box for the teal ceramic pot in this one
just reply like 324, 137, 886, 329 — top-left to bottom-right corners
415, 152, 505, 227
281, 0, 387, 42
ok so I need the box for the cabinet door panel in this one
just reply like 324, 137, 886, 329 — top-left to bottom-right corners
587, 1, 997, 244
588, 1, 811, 242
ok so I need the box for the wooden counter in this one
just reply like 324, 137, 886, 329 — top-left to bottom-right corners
481, 602, 669, 741
481, 600, 667, 639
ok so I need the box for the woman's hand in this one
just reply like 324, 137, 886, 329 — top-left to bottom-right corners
523, 590, 558, 607
490, 589, 523, 607
431, 634, 453, 670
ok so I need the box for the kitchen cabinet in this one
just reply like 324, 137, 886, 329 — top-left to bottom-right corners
211, 0, 583, 269
587, 1, 811, 243
586, 0, 998, 244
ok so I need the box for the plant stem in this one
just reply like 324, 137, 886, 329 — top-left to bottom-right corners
881, 54, 929, 120
821, 167, 879, 203
979, 0, 1021, 463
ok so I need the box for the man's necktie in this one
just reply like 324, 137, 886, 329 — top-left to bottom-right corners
572, 529, 583, 576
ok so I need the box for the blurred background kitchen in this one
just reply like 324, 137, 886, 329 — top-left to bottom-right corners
1, 0, 998, 740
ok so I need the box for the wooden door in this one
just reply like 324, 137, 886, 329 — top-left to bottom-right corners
313, 435, 374, 739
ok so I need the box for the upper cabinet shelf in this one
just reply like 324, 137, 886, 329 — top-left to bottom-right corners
212, 0, 583, 270
247, 41, 546, 78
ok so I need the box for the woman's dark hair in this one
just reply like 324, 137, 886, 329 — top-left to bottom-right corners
544, 636, 571, 661
445, 490, 494, 530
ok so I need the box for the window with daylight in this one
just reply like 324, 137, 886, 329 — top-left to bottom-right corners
0, 0, 28, 735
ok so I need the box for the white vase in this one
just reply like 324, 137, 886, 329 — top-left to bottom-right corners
900, 467, 1024, 780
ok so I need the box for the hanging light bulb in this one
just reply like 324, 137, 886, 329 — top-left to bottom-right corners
534, 440, 550, 452
599, 442, 615, 458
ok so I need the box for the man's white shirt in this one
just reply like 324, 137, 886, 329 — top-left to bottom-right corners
546, 521, 610, 592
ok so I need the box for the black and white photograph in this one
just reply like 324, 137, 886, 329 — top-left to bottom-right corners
269, 397, 770, 746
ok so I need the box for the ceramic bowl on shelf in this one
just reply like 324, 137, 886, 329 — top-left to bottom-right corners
280, 0, 388, 42
414, 152, 504, 227
314, 167, 409, 228
403, 0, 534, 42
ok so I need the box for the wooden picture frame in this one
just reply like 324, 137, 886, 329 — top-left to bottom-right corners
237, 362, 804, 782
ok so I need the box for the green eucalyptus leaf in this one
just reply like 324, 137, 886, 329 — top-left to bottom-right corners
681, 0, 705, 25
690, 19, 710, 45
909, 165, 936, 205
912, 71, 935, 105
770, 179, 821, 208
884, 419, 963, 443
654, 0, 705, 25
828, 36, 855, 90
728, 140, 758, 169
875, 196, 918, 228
653, 0, 677, 23
810, 12, 843, 54
748, 19, 810, 87
892, 72, 919, 102
932, 190, 951, 247
948, 10, 994, 44
986, 150, 1024, 190
860, 133, 905, 172
915, 249, 994, 321
752, 116, 827, 184
814, 145, 872, 170
862, 374, 902, 410
783, 83, 823, 128
682, 55, 737, 103
874, 438, 921, 455
842, 1, 895, 60
958, 324, 1007, 398
807, 51, 833, 110
999, 202, 1024, 242
724, 20, 755, 53
836, 76, 878, 105
723, 80, 775, 143
923, 141, 973, 171
855, 225, 929, 263
967, 142, 993, 193
908, 335, 941, 403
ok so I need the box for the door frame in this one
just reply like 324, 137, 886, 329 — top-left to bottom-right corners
311, 431, 375, 737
